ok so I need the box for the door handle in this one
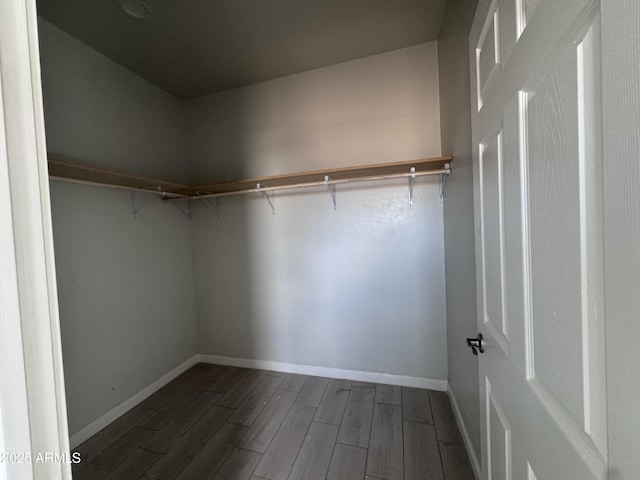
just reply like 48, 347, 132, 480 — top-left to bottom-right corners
466, 333, 484, 355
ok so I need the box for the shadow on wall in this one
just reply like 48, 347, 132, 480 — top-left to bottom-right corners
187, 86, 448, 381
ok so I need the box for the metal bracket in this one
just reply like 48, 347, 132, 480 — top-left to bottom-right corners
201, 197, 221, 219
169, 200, 191, 220
256, 183, 275, 214
440, 163, 451, 203
408, 167, 416, 205
131, 190, 155, 218
324, 176, 337, 210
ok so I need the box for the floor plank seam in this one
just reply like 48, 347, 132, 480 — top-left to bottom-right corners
363, 389, 376, 479
326, 433, 340, 480
400, 389, 406, 480
278, 410, 316, 480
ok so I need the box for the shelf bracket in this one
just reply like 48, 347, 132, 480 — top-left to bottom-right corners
408, 167, 416, 206
169, 199, 191, 220
324, 176, 337, 210
131, 190, 156, 218
440, 163, 451, 203
256, 183, 275, 215
201, 197, 221, 219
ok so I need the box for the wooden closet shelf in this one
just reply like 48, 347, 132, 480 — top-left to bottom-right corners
48, 156, 452, 200
48, 159, 190, 198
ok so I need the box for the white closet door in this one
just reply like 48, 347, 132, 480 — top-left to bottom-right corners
469, 0, 607, 478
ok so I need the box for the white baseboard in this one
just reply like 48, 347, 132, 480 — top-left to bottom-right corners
69, 355, 199, 449
198, 354, 448, 391
447, 382, 482, 480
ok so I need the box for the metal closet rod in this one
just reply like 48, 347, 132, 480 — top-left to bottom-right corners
182, 167, 451, 201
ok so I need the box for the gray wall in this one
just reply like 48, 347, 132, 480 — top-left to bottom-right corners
39, 20, 198, 435
186, 43, 449, 381
438, 0, 481, 460
186, 42, 442, 181
40, 21, 188, 182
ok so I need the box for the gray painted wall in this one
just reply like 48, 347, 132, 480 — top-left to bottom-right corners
186, 43, 449, 381
438, 0, 481, 460
40, 22, 188, 182
39, 20, 198, 435
185, 43, 442, 181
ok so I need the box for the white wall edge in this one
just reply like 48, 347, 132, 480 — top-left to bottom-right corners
448, 382, 482, 479
69, 355, 199, 449
198, 354, 448, 391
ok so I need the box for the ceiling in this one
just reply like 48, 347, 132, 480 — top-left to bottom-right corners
36, 0, 447, 100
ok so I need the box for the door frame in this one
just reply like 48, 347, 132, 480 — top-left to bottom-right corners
0, 1, 71, 479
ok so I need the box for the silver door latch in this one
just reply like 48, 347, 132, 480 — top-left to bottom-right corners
466, 333, 485, 355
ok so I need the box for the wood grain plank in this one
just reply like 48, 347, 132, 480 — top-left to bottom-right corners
73, 461, 108, 479
218, 370, 267, 408
375, 384, 402, 405
280, 373, 307, 392
104, 448, 161, 480
144, 406, 232, 480
402, 387, 433, 424
287, 422, 339, 480
174, 423, 248, 480
228, 375, 284, 426
351, 381, 376, 391
208, 367, 249, 394
140, 367, 207, 410
191, 363, 214, 373
429, 391, 463, 444
74, 405, 154, 465
326, 443, 367, 480
295, 376, 329, 407
142, 391, 223, 454
314, 379, 351, 425
239, 390, 297, 453
201, 364, 233, 382
404, 421, 444, 480
212, 448, 262, 480
74, 426, 156, 480
252, 404, 316, 480
366, 403, 404, 480
439, 441, 475, 480
141, 379, 212, 430
337, 387, 375, 448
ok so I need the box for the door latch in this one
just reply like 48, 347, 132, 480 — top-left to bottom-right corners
466, 333, 485, 355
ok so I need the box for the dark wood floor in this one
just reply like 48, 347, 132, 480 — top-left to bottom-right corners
72, 363, 475, 480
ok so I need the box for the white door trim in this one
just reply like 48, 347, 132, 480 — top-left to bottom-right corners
0, 1, 71, 479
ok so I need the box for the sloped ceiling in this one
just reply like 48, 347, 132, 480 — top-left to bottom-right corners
36, 0, 447, 99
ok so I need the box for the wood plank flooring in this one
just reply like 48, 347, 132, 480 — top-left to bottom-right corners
72, 363, 474, 480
